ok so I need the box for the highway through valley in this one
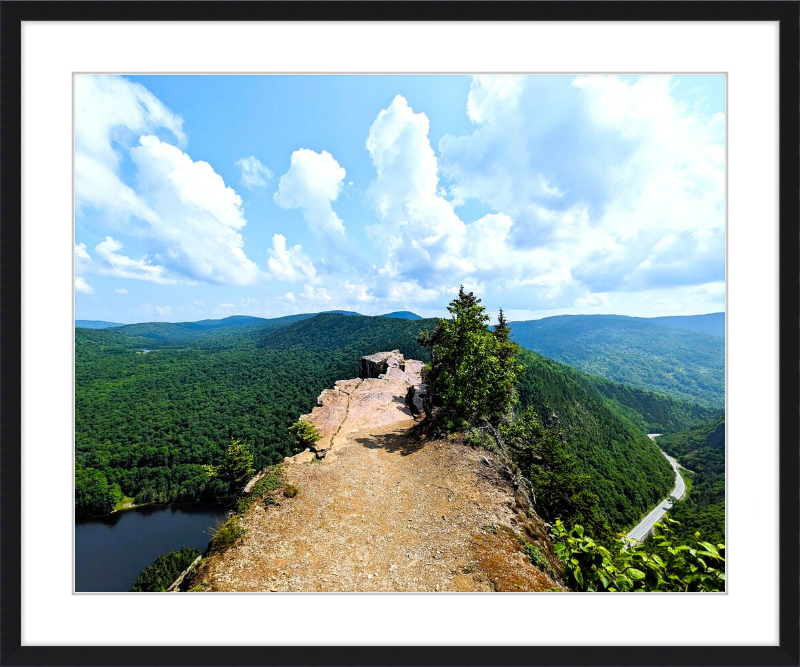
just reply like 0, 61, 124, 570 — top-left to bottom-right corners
625, 434, 686, 543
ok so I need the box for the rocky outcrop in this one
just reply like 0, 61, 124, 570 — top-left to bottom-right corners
359, 350, 404, 379
284, 351, 425, 463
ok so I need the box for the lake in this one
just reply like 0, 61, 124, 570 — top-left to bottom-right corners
75, 502, 225, 592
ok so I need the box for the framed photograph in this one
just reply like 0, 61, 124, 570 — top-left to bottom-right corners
2, 2, 797, 665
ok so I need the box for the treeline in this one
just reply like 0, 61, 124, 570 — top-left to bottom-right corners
657, 418, 725, 544
75, 315, 435, 514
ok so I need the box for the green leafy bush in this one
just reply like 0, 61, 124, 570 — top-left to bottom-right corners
551, 517, 725, 592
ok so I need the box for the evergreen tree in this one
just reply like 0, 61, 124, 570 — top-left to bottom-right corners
204, 438, 255, 496
421, 287, 524, 430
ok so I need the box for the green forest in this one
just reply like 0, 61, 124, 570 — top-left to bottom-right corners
657, 418, 726, 544
509, 314, 725, 407
76, 309, 718, 536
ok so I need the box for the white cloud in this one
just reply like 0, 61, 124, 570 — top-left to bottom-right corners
301, 284, 332, 302
115, 288, 129, 295
75, 276, 93, 294
142, 303, 172, 317
94, 236, 183, 284
235, 156, 272, 189
274, 149, 347, 239
130, 135, 262, 285
266, 234, 317, 283
284, 292, 296, 303
435, 75, 726, 303
74, 76, 262, 287
74, 75, 184, 223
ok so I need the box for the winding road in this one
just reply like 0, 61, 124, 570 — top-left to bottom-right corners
625, 434, 686, 543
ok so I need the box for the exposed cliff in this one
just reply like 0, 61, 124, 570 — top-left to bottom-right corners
188, 352, 561, 592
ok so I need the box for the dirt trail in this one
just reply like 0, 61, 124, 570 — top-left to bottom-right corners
193, 355, 561, 592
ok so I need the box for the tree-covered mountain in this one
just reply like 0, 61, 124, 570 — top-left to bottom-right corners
646, 312, 724, 337
509, 314, 724, 407
75, 320, 124, 329
380, 311, 423, 320
515, 348, 674, 528
657, 418, 725, 544
77, 312, 683, 529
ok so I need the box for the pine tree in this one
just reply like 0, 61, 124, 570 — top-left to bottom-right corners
421, 287, 524, 430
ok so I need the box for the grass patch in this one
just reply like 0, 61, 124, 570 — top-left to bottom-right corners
114, 495, 135, 511
207, 516, 246, 554
515, 534, 555, 577
283, 484, 299, 498
236, 465, 285, 514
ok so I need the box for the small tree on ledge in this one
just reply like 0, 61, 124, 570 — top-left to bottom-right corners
289, 419, 321, 452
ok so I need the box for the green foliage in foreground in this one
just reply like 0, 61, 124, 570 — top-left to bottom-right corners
207, 516, 247, 554
130, 546, 200, 592
551, 518, 725, 592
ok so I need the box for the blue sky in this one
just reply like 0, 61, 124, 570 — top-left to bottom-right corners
74, 74, 725, 324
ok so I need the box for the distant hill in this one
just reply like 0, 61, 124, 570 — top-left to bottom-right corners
646, 313, 724, 337
322, 310, 362, 317
75, 320, 123, 329
379, 311, 423, 320
508, 314, 724, 407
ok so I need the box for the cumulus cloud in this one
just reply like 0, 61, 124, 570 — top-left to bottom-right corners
75, 276, 93, 294
130, 136, 262, 285
235, 156, 272, 189
92, 236, 183, 284
267, 234, 317, 283
434, 75, 726, 304
74, 76, 262, 287
115, 288, 129, 295
274, 149, 347, 240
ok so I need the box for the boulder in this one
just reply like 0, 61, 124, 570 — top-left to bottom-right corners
360, 350, 405, 379
405, 383, 428, 415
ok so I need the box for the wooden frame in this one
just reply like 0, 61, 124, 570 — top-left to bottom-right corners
1, 2, 797, 665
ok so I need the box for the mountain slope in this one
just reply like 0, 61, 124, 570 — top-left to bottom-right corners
656, 418, 725, 544
188, 360, 560, 592
76, 313, 675, 528
509, 314, 725, 407
515, 348, 674, 528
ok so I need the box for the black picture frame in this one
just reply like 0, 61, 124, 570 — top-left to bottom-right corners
2, 2, 798, 665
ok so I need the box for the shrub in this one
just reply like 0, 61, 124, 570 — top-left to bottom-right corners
551, 516, 725, 592
284, 484, 299, 498
207, 516, 246, 554
288, 420, 321, 451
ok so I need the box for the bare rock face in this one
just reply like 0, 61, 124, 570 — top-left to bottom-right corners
288, 351, 425, 462
359, 350, 404, 379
